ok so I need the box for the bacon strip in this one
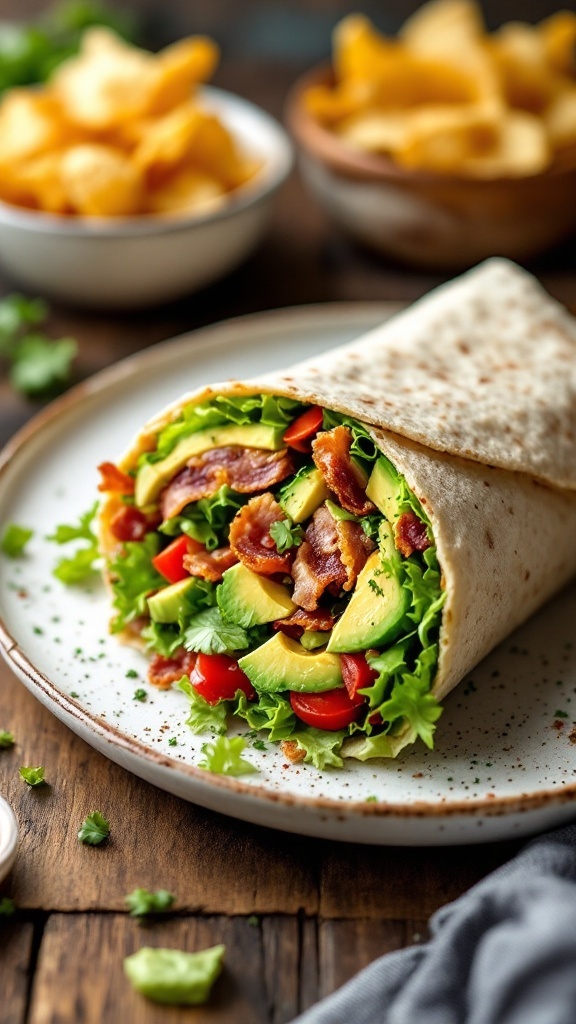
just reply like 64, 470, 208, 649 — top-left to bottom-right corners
160, 446, 295, 520
229, 493, 293, 576
291, 504, 373, 610
274, 607, 335, 632
148, 650, 196, 690
97, 461, 134, 494
312, 426, 376, 517
183, 546, 238, 583
395, 512, 431, 557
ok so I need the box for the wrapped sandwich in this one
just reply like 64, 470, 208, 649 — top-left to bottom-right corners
98, 259, 576, 765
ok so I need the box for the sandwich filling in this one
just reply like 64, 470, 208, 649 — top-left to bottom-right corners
100, 394, 445, 767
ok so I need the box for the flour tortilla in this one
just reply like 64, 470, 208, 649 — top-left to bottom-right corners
100, 258, 576, 716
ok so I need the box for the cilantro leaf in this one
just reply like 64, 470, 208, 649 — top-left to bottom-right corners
10, 334, 77, 397
123, 944, 225, 1005
48, 502, 98, 544
183, 607, 250, 656
0, 730, 15, 748
176, 677, 228, 735
198, 736, 258, 776
53, 544, 100, 584
290, 728, 346, 770
0, 897, 15, 917
19, 765, 46, 786
125, 888, 175, 917
269, 519, 304, 553
1, 523, 33, 557
0, 295, 46, 350
78, 810, 110, 845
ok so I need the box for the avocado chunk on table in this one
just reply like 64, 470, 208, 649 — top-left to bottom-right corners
217, 562, 295, 628
366, 457, 404, 524
326, 521, 409, 653
148, 577, 199, 623
279, 466, 329, 523
136, 422, 285, 508
239, 632, 343, 693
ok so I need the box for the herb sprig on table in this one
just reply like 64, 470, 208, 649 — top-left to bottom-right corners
0, 294, 77, 397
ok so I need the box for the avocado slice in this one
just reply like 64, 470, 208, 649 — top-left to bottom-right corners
239, 632, 343, 693
366, 457, 404, 524
326, 521, 410, 653
217, 562, 295, 628
278, 466, 329, 523
135, 423, 285, 508
148, 578, 198, 624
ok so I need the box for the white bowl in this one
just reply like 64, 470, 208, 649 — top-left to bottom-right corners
0, 794, 18, 884
0, 87, 293, 308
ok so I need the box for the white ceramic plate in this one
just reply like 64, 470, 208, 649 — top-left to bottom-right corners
0, 794, 18, 884
2, 304, 576, 847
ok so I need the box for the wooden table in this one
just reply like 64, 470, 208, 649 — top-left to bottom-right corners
1, 56, 576, 1024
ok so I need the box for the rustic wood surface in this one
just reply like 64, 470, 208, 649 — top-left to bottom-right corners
1, 9, 576, 1021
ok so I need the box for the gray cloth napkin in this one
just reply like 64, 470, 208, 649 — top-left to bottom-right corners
293, 823, 576, 1024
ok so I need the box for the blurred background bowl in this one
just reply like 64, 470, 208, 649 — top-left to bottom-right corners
287, 66, 576, 273
0, 793, 18, 884
0, 87, 293, 309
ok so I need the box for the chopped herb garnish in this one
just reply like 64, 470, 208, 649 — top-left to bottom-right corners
19, 765, 46, 786
0, 294, 77, 397
0, 523, 33, 557
368, 579, 385, 598
125, 669, 139, 679
269, 519, 304, 553
133, 689, 147, 702
0, 731, 15, 749
125, 888, 175, 917
365, 795, 378, 803
0, 897, 15, 916
555, 709, 569, 718
252, 739, 267, 751
247, 915, 259, 927
78, 810, 110, 845
168, 737, 177, 746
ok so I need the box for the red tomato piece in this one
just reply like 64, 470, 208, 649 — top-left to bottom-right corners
290, 688, 363, 731
283, 406, 324, 453
191, 653, 255, 705
340, 654, 377, 703
110, 506, 149, 542
152, 535, 203, 583
97, 461, 135, 494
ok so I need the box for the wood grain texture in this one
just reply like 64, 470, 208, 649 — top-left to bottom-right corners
0, 919, 35, 1024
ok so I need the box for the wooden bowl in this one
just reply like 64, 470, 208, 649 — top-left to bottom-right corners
286, 67, 576, 272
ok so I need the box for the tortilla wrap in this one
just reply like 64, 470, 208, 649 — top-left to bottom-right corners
99, 258, 576, 755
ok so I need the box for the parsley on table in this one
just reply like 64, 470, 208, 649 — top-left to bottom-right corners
78, 810, 110, 845
0, 523, 33, 557
0, 730, 15, 749
125, 888, 175, 917
198, 736, 258, 777
0, 897, 15, 917
269, 518, 304, 553
48, 502, 100, 584
19, 765, 46, 786
0, 294, 77, 397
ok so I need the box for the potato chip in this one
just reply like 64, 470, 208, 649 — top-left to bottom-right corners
0, 91, 68, 164
394, 103, 501, 171
145, 168, 226, 216
133, 102, 204, 180
539, 11, 576, 77
146, 37, 219, 116
8, 152, 69, 213
60, 144, 143, 216
401, 0, 485, 54
333, 15, 397, 84
545, 89, 576, 151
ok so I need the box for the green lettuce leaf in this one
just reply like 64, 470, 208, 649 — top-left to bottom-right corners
342, 726, 417, 761
375, 645, 443, 749
139, 395, 304, 469
198, 736, 258, 776
234, 691, 296, 741
141, 621, 185, 657
1, 522, 33, 557
109, 534, 165, 631
291, 728, 346, 769
161, 486, 246, 551
176, 678, 227, 735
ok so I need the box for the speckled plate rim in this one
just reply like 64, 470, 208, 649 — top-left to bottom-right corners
1, 302, 576, 826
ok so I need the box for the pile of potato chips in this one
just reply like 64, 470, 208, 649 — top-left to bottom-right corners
304, 0, 576, 177
0, 28, 259, 217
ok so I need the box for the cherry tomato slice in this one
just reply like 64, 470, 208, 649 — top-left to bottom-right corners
110, 506, 149, 542
152, 535, 203, 584
191, 653, 255, 705
340, 654, 377, 703
283, 406, 324, 453
97, 461, 135, 494
290, 688, 363, 731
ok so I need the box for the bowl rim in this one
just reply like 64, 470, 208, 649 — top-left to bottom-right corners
0, 85, 294, 237
286, 63, 576, 188
0, 794, 18, 884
